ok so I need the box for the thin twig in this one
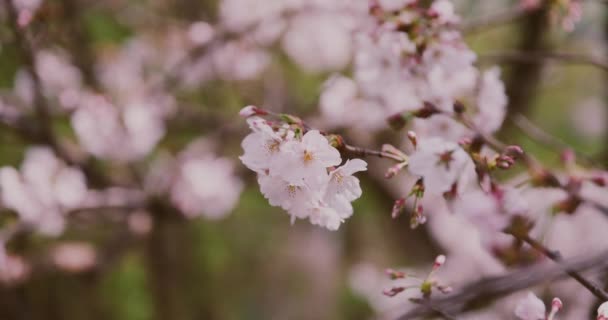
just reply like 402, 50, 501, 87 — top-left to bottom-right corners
480, 51, 608, 72
396, 249, 608, 319
510, 113, 600, 166
342, 143, 405, 162
514, 233, 608, 301
1, 0, 67, 158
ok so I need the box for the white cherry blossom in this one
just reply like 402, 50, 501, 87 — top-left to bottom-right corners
474, 67, 508, 135
0, 147, 88, 236
275, 130, 341, 185
515, 292, 546, 320
408, 137, 475, 195
241, 117, 366, 230
598, 301, 608, 320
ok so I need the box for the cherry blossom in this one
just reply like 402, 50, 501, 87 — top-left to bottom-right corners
598, 301, 608, 320
474, 67, 508, 135
407, 137, 475, 195
171, 156, 244, 220
514, 292, 547, 320
0, 147, 88, 236
240, 111, 366, 230
275, 130, 342, 185
453, 186, 529, 249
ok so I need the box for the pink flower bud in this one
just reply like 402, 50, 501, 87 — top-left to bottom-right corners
598, 301, 608, 320
383, 286, 405, 297
551, 297, 563, 311
560, 149, 576, 166
437, 285, 453, 294
591, 174, 607, 187
407, 131, 417, 148
504, 145, 524, 158
392, 198, 406, 219
385, 268, 407, 280
239, 105, 267, 117
433, 255, 446, 269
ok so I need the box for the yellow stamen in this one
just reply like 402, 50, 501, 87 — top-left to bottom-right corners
303, 150, 314, 163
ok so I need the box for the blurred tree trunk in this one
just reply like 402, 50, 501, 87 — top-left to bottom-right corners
60, 0, 100, 90
501, 5, 551, 136
145, 201, 216, 320
601, 6, 608, 167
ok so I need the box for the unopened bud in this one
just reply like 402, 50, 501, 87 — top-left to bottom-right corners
385, 162, 407, 179
503, 145, 524, 159
530, 168, 561, 188
591, 174, 607, 187
548, 297, 563, 320
437, 285, 453, 294
279, 113, 303, 125
496, 155, 515, 169
433, 255, 446, 269
453, 101, 465, 114
597, 301, 608, 320
392, 198, 406, 219
552, 195, 582, 214
407, 131, 417, 148
560, 149, 576, 166
239, 105, 268, 117
385, 268, 407, 280
387, 113, 409, 130
414, 102, 440, 119
327, 135, 344, 149
552, 298, 563, 311
383, 286, 405, 297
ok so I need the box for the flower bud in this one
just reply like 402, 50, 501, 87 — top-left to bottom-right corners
279, 113, 303, 125
387, 113, 409, 130
437, 285, 453, 294
433, 254, 446, 270
392, 198, 406, 219
385, 268, 407, 280
453, 101, 465, 114
239, 105, 268, 117
597, 301, 608, 320
414, 102, 440, 119
503, 145, 524, 159
552, 195, 582, 215
547, 297, 563, 320
560, 149, 576, 167
591, 174, 607, 187
407, 131, 417, 148
383, 286, 405, 297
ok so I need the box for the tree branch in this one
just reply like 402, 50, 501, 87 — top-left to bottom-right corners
513, 233, 608, 301
481, 51, 608, 73
395, 249, 608, 319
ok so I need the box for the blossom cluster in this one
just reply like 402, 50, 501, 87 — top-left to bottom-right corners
240, 114, 366, 230
320, 0, 508, 136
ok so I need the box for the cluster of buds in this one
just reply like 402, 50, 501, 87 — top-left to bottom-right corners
392, 179, 426, 229
495, 145, 525, 170
387, 102, 441, 130
382, 255, 452, 300
383, 144, 410, 179
515, 292, 563, 320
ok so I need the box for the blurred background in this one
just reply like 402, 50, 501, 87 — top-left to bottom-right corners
0, 0, 607, 319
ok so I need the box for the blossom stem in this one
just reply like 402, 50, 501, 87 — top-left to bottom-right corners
342, 143, 405, 162
397, 249, 608, 319
512, 232, 608, 301
509, 113, 599, 167
1, 0, 65, 156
